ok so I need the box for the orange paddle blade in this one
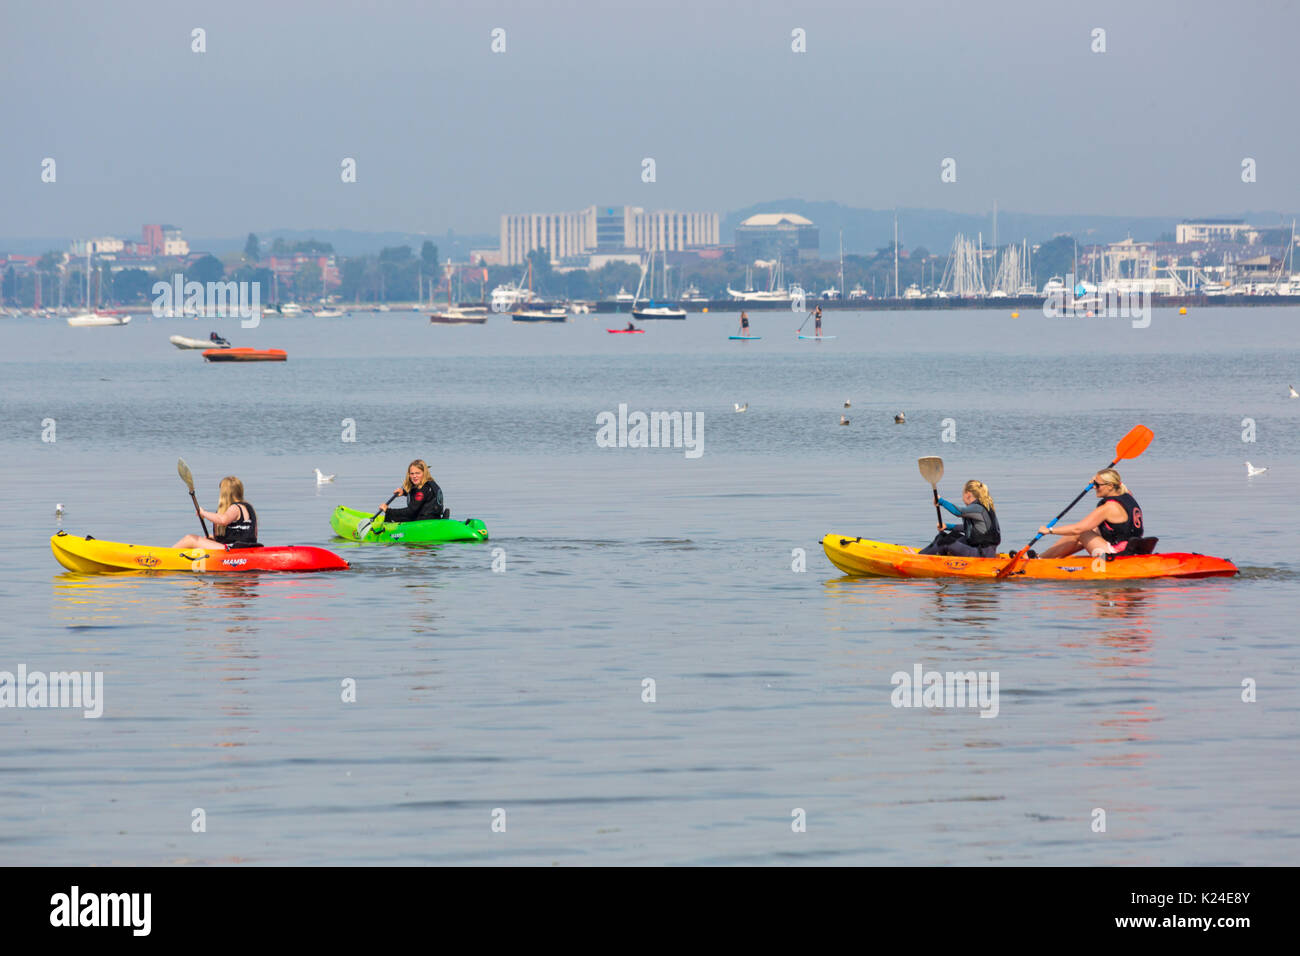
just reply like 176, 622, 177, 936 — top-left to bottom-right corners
1116, 425, 1153, 461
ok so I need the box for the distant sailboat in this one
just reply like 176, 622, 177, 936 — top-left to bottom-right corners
631, 246, 686, 320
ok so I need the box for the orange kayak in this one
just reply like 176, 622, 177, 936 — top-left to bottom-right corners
203, 348, 286, 362
822, 534, 1238, 581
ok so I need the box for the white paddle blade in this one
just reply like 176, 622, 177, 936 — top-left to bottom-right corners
918, 456, 944, 486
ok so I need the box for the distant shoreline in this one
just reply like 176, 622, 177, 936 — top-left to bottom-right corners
18, 293, 1300, 318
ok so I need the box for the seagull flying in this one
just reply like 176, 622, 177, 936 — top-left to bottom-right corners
1290, 385, 1298, 398
734, 403, 748, 413
1246, 462, 1268, 477
315, 468, 336, 484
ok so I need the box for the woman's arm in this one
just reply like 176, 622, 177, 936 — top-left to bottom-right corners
201, 504, 244, 528
937, 496, 964, 517
1051, 501, 1124, 536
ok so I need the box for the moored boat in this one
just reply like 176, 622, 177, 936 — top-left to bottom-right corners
68, 311, 130, 327
203, 348, 287, 362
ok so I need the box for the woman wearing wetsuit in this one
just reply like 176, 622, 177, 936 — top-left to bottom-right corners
919, 479, 1001, 558
173, 476, 257, 549
739, 311, 750, 335
379, 459, 445, 524
1037, 468, 1144, 559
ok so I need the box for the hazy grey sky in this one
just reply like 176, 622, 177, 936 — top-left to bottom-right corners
3, 0, 1296, 238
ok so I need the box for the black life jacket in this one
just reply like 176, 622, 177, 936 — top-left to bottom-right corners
962, 503, 1001, 548
216, 502, 257, 545
1097, 492, 1143, 544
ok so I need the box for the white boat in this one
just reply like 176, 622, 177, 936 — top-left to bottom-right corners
903, 284, 925, 299
430, 308, 488, 324
613, 287, 636, 302
680, 284, 709, 303
279, 302, 304, 316
170, 334, 231, 349
820, 286, 841, 300
68, 311, 130, 327
1042, 276, 1067, 297
631, 247, 687, 319
632, 305, 687, 320
375, 304, 390, 312
313, 309, 343, 318
511, 306, 567, 322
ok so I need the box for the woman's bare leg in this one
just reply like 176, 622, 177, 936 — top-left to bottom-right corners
172, 535, 224, 549
1040, 535, 1084, 559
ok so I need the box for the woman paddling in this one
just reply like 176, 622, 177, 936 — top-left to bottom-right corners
919, 480, 1001, 557
379, 459, 445, 524
813, 305, 823, 337
173, 476, 257, 549
739, 311, 750, 335
1037, 468, 1143, 559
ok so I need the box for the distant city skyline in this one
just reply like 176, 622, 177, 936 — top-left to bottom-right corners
3, 0, 1297, 239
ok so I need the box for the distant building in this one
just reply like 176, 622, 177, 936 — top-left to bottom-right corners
69, 237, 127, 257
1175, 220, 1258, 244
734, 213, 819, 262
499, 205, 720, 266
138, 224, 189, 257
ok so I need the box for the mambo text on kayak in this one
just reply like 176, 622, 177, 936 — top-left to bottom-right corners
152, 274, 262, 329
50, 886, 151, 936
595, 404, 704, 459
0, 665, 103, 718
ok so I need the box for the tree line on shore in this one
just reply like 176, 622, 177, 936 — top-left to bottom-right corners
3, 233, 1093, 307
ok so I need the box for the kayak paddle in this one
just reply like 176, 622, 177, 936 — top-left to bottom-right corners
918, 456, 944, 528
177, 458, 209, 538
355, 493, 400, 541
995, 424, 1154, 579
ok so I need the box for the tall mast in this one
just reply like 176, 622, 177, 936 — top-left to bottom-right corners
839, 230, 844, 300
893, 212, 899, 298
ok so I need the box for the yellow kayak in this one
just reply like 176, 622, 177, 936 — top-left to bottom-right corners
51, 532, 348, 573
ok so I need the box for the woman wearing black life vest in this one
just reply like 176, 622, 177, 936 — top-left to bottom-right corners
379, 459, 445, 524
172, 476, 258, 549
1037, 468, 1144, 559
919, 479, 1001, 557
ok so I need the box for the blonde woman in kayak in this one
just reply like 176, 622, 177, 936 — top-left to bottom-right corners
1037, 468, 1144, 559
173, 476, 258, 549
919, 479, 1001, 557
378, 459, 445, 523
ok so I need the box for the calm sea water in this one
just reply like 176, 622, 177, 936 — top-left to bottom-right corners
1, 307, 1297, 865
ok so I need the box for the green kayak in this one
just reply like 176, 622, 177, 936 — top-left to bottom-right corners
329, 505, 489, 543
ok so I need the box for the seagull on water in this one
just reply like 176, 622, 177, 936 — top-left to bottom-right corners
1246, 462, 1268, 477
894, 412, 906, 424
315, 468, 336, 484
839, 415, 850, 425
1290, 385, 1298, 398
843, 399, 851, 408
55, 503, 64, 517
734, 403, 748, 413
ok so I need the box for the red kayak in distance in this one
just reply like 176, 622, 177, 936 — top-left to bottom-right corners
203, 348, 287, 362
607, 329, 645, 334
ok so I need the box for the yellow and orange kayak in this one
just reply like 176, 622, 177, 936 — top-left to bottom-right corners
51, 533, 347, 573
822, 534, 1237, 581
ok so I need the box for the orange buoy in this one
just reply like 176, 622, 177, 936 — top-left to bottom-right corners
1179, 306, 1187, 315
1010, 311, 1019, 318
